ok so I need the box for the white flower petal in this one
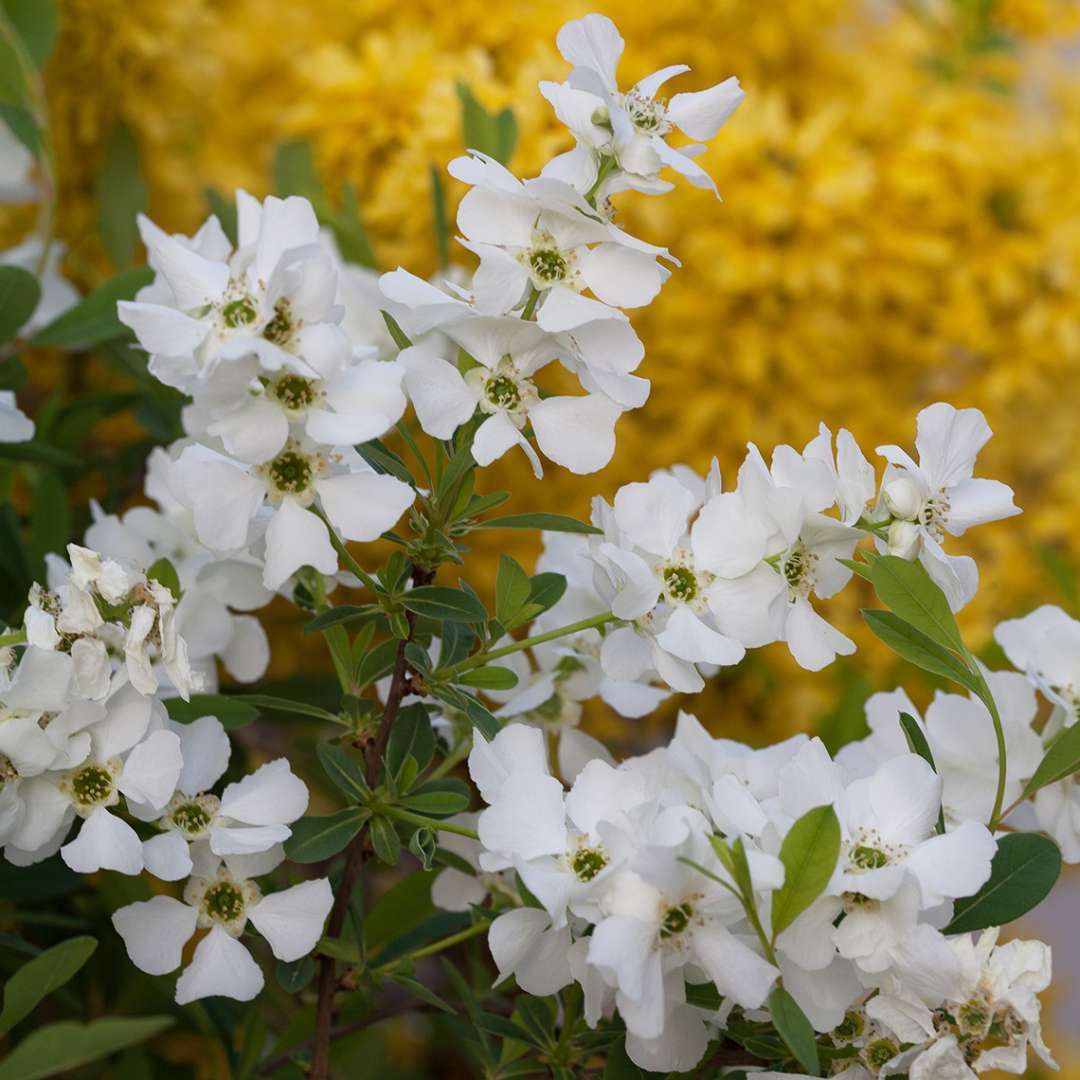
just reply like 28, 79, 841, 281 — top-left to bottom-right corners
219, 759, 309, 826
61, 807, 144, 875
112, 895, 198, 975
175, 924, 265, 1004
248, 878, 334, 961
316, 472, 414, 542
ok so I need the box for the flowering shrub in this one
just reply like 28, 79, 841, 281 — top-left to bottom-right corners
0, 7, 1076, 1079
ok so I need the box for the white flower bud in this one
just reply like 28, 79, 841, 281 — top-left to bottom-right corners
887, 520, 922, 561
883, 476, 924, 521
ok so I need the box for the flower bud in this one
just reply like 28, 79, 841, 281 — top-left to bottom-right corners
883, 477, 924, 521
887, 520, 922, 560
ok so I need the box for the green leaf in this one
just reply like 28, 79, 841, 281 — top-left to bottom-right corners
474, 512, 600, 535
369, 815, 401, 866
837, 557, 873, 583
316, 742, 369, 802
32, 267, 152, 349
868, 555, 964, 653
0, 30, 30, 110
944, 832, 1062, 934
390, 973, 455, 1014
355, 638, 400, 689
274, 139, 320, 199
408, 827, 437, 870
332, 181, 376, 269
96, 121, 147, 269
386, 703, 434, 782
1020, 722, 1080, 800
381, 310, 413, 350
275, 956, 315, 993
464, 695, 500, 740
495, 555, 531, 628
0, 442, 81, 469
457, 83, 517, 165
771, 805, 841, 939
284, 809, 366, 864
204, 187, 238, 246
402, 586, 487, 624
232, 693, 340, 723
0, 266, 39, 344
29, 469, 68, 572
145, 556, 181, 600
363, 870, 435, 951
0, 1016, 174, 1080
767, 986, 820, 1075
355, 436, 413, 484
527, 572, 567, 616
861, 610, 981, 694
400, 780, 470, 817
1, 0, 56, 68
429, 163, 450, 269
303, 605, 378, 632
602, 1039, 646, 1079
898, 712, 946, 834
457, 665, 518, 691
163, 694, 258, 730
0, 936, 96, 1036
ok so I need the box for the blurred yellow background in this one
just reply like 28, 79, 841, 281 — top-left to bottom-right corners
6, 0, 1080, 1071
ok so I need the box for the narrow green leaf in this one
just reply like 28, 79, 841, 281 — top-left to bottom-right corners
456, 83, 517, 165
527, 572, 567, 615
390, 973, 455, 1014
0, 266, 39, 344
274, 139, 320, 199
29, 469, 68, 572
163, 694, 258, 730
429, 163, 450, 269
32, 267, 152, 349
0, 1016, 174, 1080
464, 695, 500, 739
204, 187, 238, 245
457, 665, 518, 691
381, 309, 413, 350
355, 435, 413, 483
1021, 722, 1080, 800
233, 693, 340, 723
400, 783, 470, 817
284, 809, 366, 864
495, 555, 531, 628
868, 555, 964, 653
771, 805, 841, 939
386, 703, 435, 781
474, 512, 600, 535
861, 610, 980, 694
898, 712, 946, 834
145, 556, 181, 600
96, 121, 147, 269
369, 815, 401, 866
0, 442, 81, 469
401, 586, 487, 624
836, 557, 873, 583
944, 833, 1062, 934
1, 0, 57, 68
315, 742, 369, 802
0, 936, 96, 1036
767, 987, 820, 1075
355, 638, 399, 688
303, 605, 378, 632
408, 827, 436, 870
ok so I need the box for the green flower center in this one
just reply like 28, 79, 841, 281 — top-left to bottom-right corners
485, 374, 522, 411
849, 844, 890, 870
663, 564, 698, 603
273, 374, 317, 413
171, 802, 213, 837
622, 91, 668, 133
863, 1039, 898, 1068
262, 300, 293, 345
221, 298, 257, 328
529, 247, 568, 283
203, 880, 246, 924
71, 765, 114, 807
659, 902, 693, 939
833, 1010, 864, 1042
268, 450, 313, 495
570, 845, 608, 883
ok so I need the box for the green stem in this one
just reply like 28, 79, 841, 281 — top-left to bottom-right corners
310, 505, 383, 596
745, 897, 778, 968
439, 611, 617, 678
372, 920, 488, 975
385, 806, 479, 839
854, 514, 890, 540
520, 287, 540, 320
972, 660, 1009, 829
396, 420, 433, 488
584, 154, 617, 208
426, 738, 472, 781
0, 629, 27, 648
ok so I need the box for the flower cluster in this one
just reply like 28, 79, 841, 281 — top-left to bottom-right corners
459, 718, 1053, 1075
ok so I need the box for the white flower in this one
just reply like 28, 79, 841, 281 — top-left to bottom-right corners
447, 151, 673, 327
399, 315, 623, 477
167, 441, 414, 589
876, 403, 1020, 611
994, 604, 1080, 727
540, 14, 744, 199
0, 391, 34, 443
488, 907, 573, 995
118, 193, 344, 396
112, 861, 333, 1003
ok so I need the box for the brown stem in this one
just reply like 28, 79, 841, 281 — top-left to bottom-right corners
308, 566, 435, 1080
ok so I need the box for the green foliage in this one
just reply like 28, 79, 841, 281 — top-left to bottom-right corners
1020, 722, 1080, 800
0, 267, 39, 344
401, 586, 487, 623
945, 832, 1062, 934
767, 987, 820, 1075
164, 694, 258, 729
771, 805, 841, 939
474, 512, 600, 535
0, 936, 96, 1036
96, 121, 147, 269
898, 712, 946, 833
284, 808, 368, 863
0, 0, 56, 69
865, 555, 964, 652
0, 1016, 174, 1080
862, 610, 980, 694
145, 556, 181, 600
32, 267, 152, 349
456, 83, 517, 165
316, 741, 371, 802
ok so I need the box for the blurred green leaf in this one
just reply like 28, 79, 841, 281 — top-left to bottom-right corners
457, 665, 518, 691
457, 83, 517, 165
32, 267, 151, 349
474, 513, 600, 535
0, 936, 96, 1036
28, 468, 68, 573
316, 742, 369, 802
145, 556, 180, 600
97, 121, 147, 269
364, 869, 435, 952
164, 694, 258, 730
204, 186, 238, 246
1, 0, 56, 69
0, 266, 39, 343
495, 555, 531, 629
